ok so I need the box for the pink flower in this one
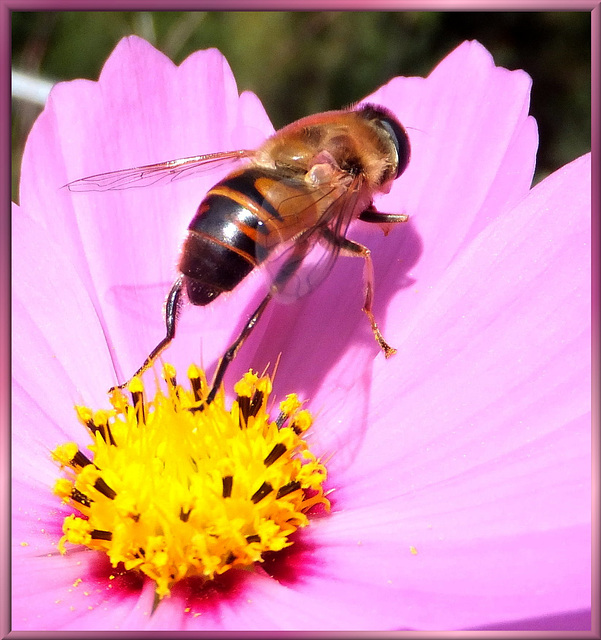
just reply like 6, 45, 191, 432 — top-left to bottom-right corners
12, 36, 591, 631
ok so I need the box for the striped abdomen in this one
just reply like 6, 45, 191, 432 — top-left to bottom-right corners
179, 167, 323, 306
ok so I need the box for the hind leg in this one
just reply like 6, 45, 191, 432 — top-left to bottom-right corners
109, 275, 185, 392
203, 242, 311, 406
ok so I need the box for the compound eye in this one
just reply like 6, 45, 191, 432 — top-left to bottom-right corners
378, 115, 410, 179
358, 104, 412, 181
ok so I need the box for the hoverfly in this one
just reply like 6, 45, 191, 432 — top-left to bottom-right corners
67, 103, 411, 405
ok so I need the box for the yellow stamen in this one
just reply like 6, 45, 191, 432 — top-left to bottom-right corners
52, 365, 329, 599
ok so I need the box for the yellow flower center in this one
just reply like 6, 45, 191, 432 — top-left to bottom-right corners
52, 364, 329, 600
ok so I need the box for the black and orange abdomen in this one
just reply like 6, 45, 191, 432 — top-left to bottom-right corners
179, 168, 289, 306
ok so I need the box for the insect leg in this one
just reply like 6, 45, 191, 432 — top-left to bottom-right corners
358, 204, 409, 224
322, 228, 396, 358
204, 242, 311, 406
203, 293, 273, 406
109, 275, 185, 392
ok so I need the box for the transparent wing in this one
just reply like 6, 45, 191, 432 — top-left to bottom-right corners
267, 175, 364, 303
64, 149, 254, 192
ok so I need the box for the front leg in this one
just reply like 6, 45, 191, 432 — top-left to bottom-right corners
358, 203, 409, 224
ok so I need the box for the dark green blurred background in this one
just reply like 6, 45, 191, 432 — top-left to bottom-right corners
11, 11, 591, 201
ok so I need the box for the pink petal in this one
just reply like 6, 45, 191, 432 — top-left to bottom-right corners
370, 41, 537, 259
12, 542, 155, 630
12, 205, 115, 410
243, 40, 540, 461
355, 153, 591, 475
18, 35, 274, 386
310, 154, 591, 628
13, 36, 589, 631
